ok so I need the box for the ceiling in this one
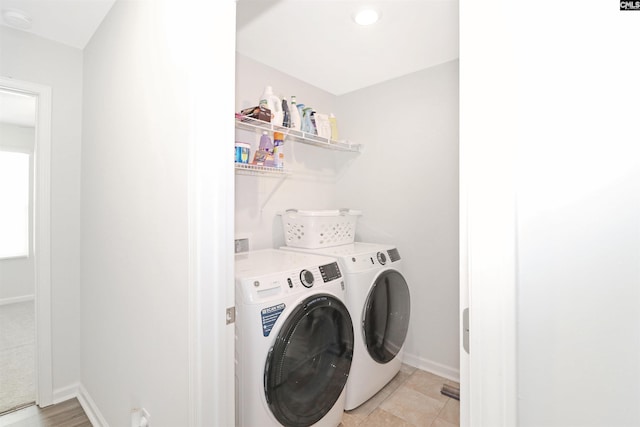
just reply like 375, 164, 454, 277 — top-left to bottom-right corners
0, 0, 115, 49
0, 0, 459, 125
237, 1, 459, 95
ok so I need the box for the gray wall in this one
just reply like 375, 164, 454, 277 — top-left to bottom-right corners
335, 61, 460, 377
0, 26, 82, 392
235, 54, 460, 378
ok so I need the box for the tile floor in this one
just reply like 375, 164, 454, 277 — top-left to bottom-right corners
341, 364, 460, 427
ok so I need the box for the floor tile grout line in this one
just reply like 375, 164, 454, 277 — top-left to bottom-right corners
397, 371, 456, 427
348, 370, 415, 426
435, 397, 451, 419
360, 369, 425, 427
376, 369, 416, 409
343, 366, 459, 426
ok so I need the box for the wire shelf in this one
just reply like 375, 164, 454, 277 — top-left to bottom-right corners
234, 163, 291, 176
235, 115, 361, 152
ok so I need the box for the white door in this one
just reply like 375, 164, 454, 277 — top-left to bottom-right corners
460, 1, 640, 426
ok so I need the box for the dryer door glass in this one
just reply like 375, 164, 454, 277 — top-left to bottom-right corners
264, 294, 354, 427
363, 270, 411, 363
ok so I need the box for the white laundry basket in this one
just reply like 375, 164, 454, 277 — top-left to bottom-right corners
279, 209, 362, 249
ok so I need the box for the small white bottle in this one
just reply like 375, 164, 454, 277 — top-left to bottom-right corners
289, 95, 301, 131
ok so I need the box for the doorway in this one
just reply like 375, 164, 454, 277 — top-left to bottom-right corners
0, 77, 53, 413
0, 88, 36, 414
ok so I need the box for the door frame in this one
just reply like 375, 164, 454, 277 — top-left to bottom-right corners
186, 1, 236, 425
459, 0, 519, 422
459, 125, 518, 426
0, 76, 53, 407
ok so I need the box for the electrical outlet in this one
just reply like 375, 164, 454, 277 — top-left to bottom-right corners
235, 238, 249, 253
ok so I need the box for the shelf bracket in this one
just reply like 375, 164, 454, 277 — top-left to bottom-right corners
260, 174, 288, 214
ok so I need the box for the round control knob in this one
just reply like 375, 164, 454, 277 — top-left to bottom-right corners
377, 252, 387, 265
300, 269, 315, 288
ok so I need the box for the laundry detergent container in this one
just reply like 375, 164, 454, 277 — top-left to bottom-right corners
279, 209, 361, 249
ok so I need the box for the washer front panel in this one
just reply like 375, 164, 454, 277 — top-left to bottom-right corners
264, 294, 354, 427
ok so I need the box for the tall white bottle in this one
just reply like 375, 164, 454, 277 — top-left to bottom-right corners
260, 86, 283, 126
289, 95, 301, 131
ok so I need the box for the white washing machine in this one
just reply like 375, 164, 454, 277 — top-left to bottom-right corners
235, 249, 354, 427
281, 243, 411, 410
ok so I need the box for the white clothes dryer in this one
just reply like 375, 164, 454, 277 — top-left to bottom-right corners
235, 249, 354, 427
281, 243, 411, 410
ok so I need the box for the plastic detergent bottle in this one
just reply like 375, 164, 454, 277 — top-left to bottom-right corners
329, 113, 339, 140
310, 110, 318, 135
259, 86, 283, 126
302, 107, 315, 134
296, 103, 306, 132
273, 131, 285, 168
258, 131, 274, 154
289, 96, 301, 131
282, 98, 291, 128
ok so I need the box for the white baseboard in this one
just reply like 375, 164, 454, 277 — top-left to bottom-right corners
77, 383, 109, 427
53, 383, 79, 404
52, 383, 109, 427
0, 294, 34, 306
403, 352, 460, 383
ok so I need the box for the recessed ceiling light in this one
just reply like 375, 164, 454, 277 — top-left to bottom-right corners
353, 8, 380, 26
2, 9, 32, 30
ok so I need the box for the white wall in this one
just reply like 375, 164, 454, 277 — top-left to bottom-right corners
461, 0, 640, 425
512, 3, 640, 426
0, 123, 35, 301
81, 0, 193, 425
0, 27, 82, 391
335, 61, 460, 378
235, 54, 460, 378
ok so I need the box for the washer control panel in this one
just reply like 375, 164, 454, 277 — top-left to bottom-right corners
319, 262, 342, 283
376, 251, 387, 265
299, 269, 315, 288
236, 250, 346, 304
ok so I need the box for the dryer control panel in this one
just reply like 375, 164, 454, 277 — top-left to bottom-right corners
387, 248, 401, 262
340, 248, 402, 274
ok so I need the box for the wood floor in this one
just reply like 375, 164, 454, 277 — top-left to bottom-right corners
0, 398, 91, 427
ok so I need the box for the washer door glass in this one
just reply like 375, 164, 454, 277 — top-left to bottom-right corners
363, 270, 411, 364
264, 294, 354, 427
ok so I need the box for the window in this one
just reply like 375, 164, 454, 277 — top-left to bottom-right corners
0, 151, 30, 259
